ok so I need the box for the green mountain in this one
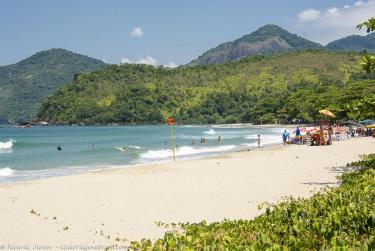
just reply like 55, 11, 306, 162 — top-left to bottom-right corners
188, 24, 323, 65
325, 33, 375, 52
37, 50, 375, 125
0, 48, 105, 122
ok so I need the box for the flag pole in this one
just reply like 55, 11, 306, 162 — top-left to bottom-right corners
170, 123, 175, 162
167, 118, 176, 162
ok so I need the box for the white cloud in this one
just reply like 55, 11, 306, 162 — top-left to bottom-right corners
326, 7, 340, 17
294, 1, 375, 44
121, 56, 157, 66
120, 58, 131, 64
129, 27, 143, 37
298, 9, 321, 22
120, 57, 179, 68
136, 56, 157, 65
163, 62, 178, 68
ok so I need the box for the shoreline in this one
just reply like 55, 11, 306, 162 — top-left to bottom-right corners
2, 122, 311, 128
0, 139, 283, 186
0, 137, 373, 246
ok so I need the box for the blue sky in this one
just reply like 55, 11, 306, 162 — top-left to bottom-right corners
0, 0, 373, 66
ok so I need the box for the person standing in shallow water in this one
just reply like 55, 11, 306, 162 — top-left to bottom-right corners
256, 134, 261, 148
282, 130, 289, 146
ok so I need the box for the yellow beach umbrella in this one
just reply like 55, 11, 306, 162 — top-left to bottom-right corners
366, 124, 375, 129
319, 109, 336, 118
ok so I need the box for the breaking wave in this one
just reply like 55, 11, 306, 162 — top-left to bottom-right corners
0, 167, 16, 177
0, 139, 14, 149
140, 145, 236, 159
203, 129, 216, 135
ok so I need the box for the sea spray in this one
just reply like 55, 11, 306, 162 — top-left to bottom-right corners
0, 167, 15, 177
0, 139, 14, 149
203, 129, 216, 135
244, 134, 281, 146
140, 145, 236, 159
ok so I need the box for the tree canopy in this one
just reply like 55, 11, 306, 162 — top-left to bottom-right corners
37, 50, 375, 125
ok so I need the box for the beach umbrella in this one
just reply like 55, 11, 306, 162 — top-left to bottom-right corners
366, 124, 375, 129
319, 109, 336, 118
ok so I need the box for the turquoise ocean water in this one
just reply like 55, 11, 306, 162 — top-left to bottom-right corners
0, 125, 284, 183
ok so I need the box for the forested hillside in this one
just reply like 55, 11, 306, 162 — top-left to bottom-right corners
0, 48, 105, 122
37, 50, 375, 125
326, 32, 375, 53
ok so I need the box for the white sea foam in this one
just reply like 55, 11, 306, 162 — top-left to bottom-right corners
140, 145, 236, 159
114, 145, 142, 152
211, 124, 250, 128
180, 125, 201, 128
203, 129, 216, 135
128, 145, 141, 150
0, 167, 16, 177
0, 165, 100, 183
244, 134, 281, 146
0, 139, 14, 149
245, 135, 257, 140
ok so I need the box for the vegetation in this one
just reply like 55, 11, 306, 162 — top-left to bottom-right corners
357, 18, 375, 75
325, 33, 375, 53
0, 48, 105, 122
127, 154, 375, 250
37, 50, 375, 125
357, 17, 375, 33
345, 17, 375, 120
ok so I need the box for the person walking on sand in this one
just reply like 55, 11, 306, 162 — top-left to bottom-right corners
282, 130, 289, 146
256, 134, 261, 148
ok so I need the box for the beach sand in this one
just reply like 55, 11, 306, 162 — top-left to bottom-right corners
0, 137, 373, 248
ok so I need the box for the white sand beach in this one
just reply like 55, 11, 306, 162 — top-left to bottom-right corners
0, 137, 373, 248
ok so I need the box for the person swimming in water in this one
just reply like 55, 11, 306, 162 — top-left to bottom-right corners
57, 145, 62, 151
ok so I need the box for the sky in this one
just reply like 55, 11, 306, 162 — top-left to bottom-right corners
0, 0, 374, 66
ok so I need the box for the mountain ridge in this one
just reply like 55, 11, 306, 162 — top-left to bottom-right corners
188, 24, 323, 65
326, 32, 375, 52
0, 48, 106, 122
187, 24, 375, 65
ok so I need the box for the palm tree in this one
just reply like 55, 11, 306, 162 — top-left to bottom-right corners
360, 55, 375, 74
357, 17, 375, 33
357, 17, 375, 74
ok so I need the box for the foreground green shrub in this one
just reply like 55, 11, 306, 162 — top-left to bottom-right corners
130, 155, 375, 250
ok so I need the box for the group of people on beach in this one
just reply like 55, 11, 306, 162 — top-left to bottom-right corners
279, 123, 374, 147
